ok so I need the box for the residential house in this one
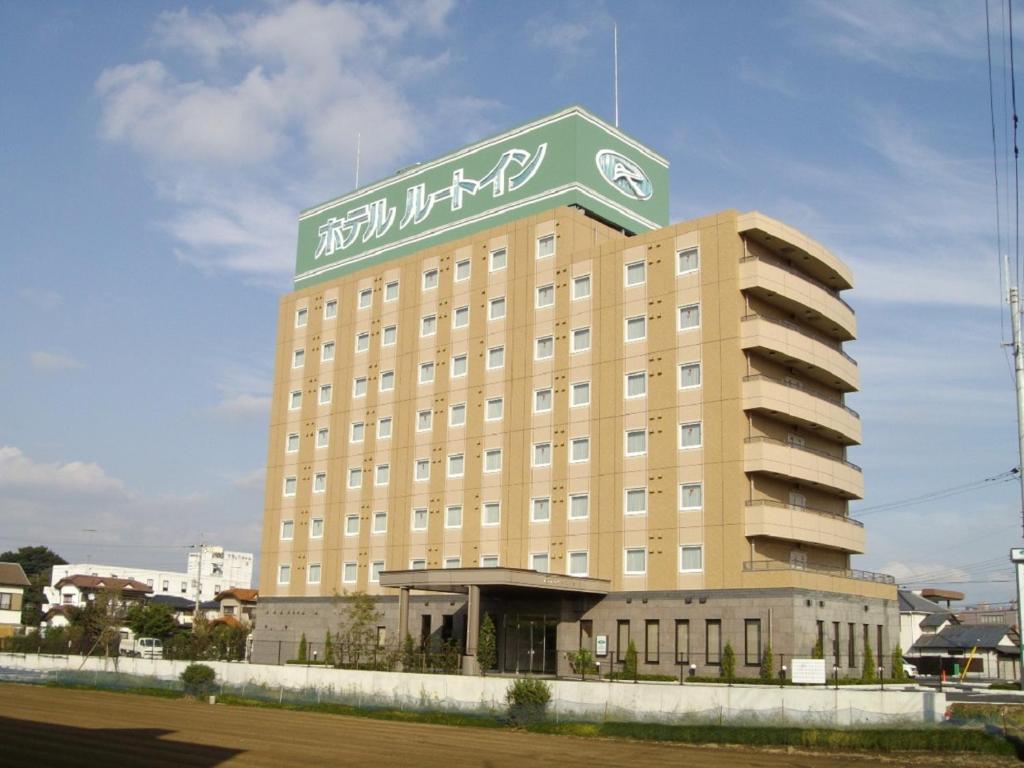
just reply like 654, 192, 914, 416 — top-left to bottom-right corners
0, 563, 30, 637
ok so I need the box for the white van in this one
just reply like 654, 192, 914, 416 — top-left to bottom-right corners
138, 637, 164, 660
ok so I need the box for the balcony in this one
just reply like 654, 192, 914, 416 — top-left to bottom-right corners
739, 255, 856, 341
742, 374, 861, 445
742, 559, 894, 585
740, 314, 858, 392
736, 211, 853, 290
744, 499, 865, 554
744, 436, 863, 499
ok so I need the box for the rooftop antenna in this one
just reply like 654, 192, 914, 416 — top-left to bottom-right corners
355, 132, 362, 188
613, 23, 620, 128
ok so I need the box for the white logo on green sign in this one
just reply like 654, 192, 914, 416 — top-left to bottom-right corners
595, 149, 653, 201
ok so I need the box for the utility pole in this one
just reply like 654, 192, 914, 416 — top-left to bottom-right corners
193, 541, 205, 623
1006, 257, 1024, 691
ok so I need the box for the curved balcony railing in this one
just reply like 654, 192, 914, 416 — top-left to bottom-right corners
739, 253, 855, 314
741, 314, 857, 366
742, 374, 859, 418
742, 559, 894, 584
745, 499, 864, 528
743, 436, 861, 472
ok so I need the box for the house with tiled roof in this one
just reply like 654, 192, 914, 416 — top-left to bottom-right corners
0, 562, 30, 637
44, 575, 153, 631
214, 587, 258, 625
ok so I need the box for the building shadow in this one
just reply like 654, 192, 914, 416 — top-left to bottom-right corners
0, 715, 244, 767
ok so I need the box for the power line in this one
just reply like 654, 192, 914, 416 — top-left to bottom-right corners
852, 468, 1018, 518
988, 0, 1009, 346
1009, 0, 1021, 290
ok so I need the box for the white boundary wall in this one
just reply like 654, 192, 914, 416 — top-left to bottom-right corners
0, 653, 945, 726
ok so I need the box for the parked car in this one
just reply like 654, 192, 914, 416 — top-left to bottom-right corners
137, 637, 163, 660
902, 659, 918, 678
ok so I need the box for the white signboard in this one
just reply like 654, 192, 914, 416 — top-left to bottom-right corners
791, 658, 826, 685
595, 635, 608, 657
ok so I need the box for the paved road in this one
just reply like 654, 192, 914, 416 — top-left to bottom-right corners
0, 683, 1012, 768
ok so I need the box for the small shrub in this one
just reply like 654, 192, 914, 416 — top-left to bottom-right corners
506, 678, 551, 725
759, 641, 774, 682
567, 648, 598, 677
623, 640, 638, 679
721, 642, 736, 682
324, 631, 335, 666
811, 637, 823, 659
180, 663, 216, 698
477, 614, 496, 675
297, 633, 308, 663
862, 641, 875, 683
891, 644, 904, 682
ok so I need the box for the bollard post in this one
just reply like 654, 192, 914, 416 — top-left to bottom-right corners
878, 666, 884, 691
833, 664, 839, 690
779, 665, 787, 688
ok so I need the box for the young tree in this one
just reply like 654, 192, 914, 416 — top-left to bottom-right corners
126, 603, 177, 640
324, 630, 336, 666
339, 592, 381, 668
623, 639, 638, 679
891, 644, 905, 682
297, 632, 308, 663
401, 633, 418, 672
476, 614, 496, 675
721, 641, 736, 683
759, 640, 774, 682
862, 640, 876, 682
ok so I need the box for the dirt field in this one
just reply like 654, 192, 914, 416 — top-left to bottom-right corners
0, 683, 1013, 768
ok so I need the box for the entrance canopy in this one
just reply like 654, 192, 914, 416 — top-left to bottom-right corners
379, 567, 610, 596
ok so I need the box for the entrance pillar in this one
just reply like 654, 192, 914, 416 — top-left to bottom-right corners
462, 585, 481, 675
398, 587, 410, 643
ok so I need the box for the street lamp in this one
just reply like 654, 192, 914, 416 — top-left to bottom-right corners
779, 665, 787, 687
689, 663, 697, 681
878, 665, 884, 691
833, 664, 839, 690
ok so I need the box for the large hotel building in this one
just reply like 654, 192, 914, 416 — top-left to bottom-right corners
255, 107, 897, 675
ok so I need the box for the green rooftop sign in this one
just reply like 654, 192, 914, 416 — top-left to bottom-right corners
294, 106, 669, 286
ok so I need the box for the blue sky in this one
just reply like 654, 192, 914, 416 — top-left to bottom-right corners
0, 0, 1018, 601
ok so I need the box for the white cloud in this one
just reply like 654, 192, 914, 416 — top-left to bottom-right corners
30, 351, 83, 372
208, 364, 272, 420
211, 393, 272, 420
0, 446, 124, 495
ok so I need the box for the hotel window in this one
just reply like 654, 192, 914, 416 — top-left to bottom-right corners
453, 306, 469, 329
455, 258, 471, 281
324, 299, 337, 319
626, 371, 647, 398
572, 274, 591, 300
419, 361, 435, 384
568, 551, 588, 577
570, 437, 590, 463
625, 260, 646, 287
532, 497, 551, 522
345, 514, 360, 536
421, 314, 437, 336
745, 619, 762, 667
375, 464, 389, 486
536, 233, 555, 259
417, 409, 432, 431
307, 563, 322, 584
295, 307, 308, 327
679, 362, 701, 389
343, 562, 357, 583
313, 472, 326, 493
481, 555, 499, 568
487, 346, 505, 369
482, 501, 501, 526
679, 483, 703, 510
377, 417, 392, 439
675, 620, 690, 664
370, 561, 384, 582
680, 545, 703, 572
445, 505, 462, 528
414, 458, 430, 481
384, 280, 399, 302
536, 283, 554, 308
645, 620, 660, 664
625, 487, 647, 515
353, 377, 367, 397
449, 402, 467, 427
677, 247, 699, 275
533, 442, 551, 467
448, 453, 464, 477
423, 268, 438, 290
286, 433, 299, 453
356, 331, 370, 352
569, 493, 589, 519
535, 336, 553, 359
347, 468, 362, 488
280, 520, 294, 540
412, 507, 428, 531
283, 476, 297, 496
534, 388, 552, 412
289, 390, 302, 410
411, 559, 426, 570
278, 564, 291, 584
625, 429, 647, 456
484, 448, 502, 472
678, 303, 700, 331
625, 315, 646, 342
373, 511, 387, 534
680, 421, 702, 449
310, 518, 324, 538
444, 557, 461, 569
489, 296, 506, 320
706, 620, 722, 665
571, 327, 591, 353
319, 384, 332, 404
451, 354, 468, 377
379, 370, 395, 391
293, 348, 305, 368
358, 288, 372, 309
489, 247, 506, 271
350, 421, 365, 442
624, 548, 647, 575
485, 397, 504, 421
571, 381, 590, 407
322, 341, 335, 362
382, 325, 397, 346
531, 552, 550, 571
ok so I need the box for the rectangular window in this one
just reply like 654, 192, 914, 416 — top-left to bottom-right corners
382, 325, 397, 346
417, 409, 432, 431
571, 381, 590, 407
377, 417, 392, 439
280, 520, 294, 540
322, 341, 335, 362
445, 505, 463, 528
535, 336, 553, 359
571, 327, 591, 352
384, 280, 399, 302
645, 620, 660, 664
569, 493, 589, 519
356, 331, 370, 352
375, 464, 389, 486
295, 307, 308, 327
624, 547, 647, 574
536, 234, 555, 259
316, 427, 329, 448
531, 497, 551, 522
706, 620, 722, 665
278, 564, 291, 584
310, 517, 324, 538
412, 507, 428, 530
313, 472, 326, 493
421, 314, 437, 336
626, 371, 647, 398
625, 429, 647, 456
530, 552, 549, 571
570, 437, 590, 463
679, 483, 703, 510
485, 397, 503, 421
449, 403, 467, 427
568, 551, 588, 576
444, 557, 461, 569
680, 545, 703, 572
286, 433, 299, 453
419, 361, 435, 384
283, 476, 297, 496
617, 620, 630, 662
370, 561, 384, 582
343, 562, 357, 583
533, 442, 551, 467
353, 377, 367, 397
848, 623, 857, 669
678, 303, 700, 330
534, 388, 552, 412
411, 559, 427, 570
745, 619, 762, 666
347, 468, 362, 488
324, 299, 337, 319
292, 348, 305, 368
536, 283, 554, 308
489, 247, 506, 271
379, 370, 395, 391
487, 346, 505, 369
625, 488, 647, 515
414, 458, 430, 481
680, 422, 702, 449
679, 362, 702, 389
625, 261, 646, 287
345, 514, 359, 535
451, 354, 468, 377
833, 621, 841, 666
350, 421, 365, 442
358, 288, 372, 309
484, 448, 502, 472
572, 274, 591, 300
453, 306, 469, 328
289, 390, 301, 410
625, 316, 646, 342
675, 620, 690, 664
423, 268, 438, 290
480, 555, 499, 568
307, 563, 321, 584
373, 511, 387, 534
489, 296, 506, 320
482, 502, 500, 526
448, 453, 464, 477
319, 384, 332, 404
455, 258, 471, 281
677, 247, 699, 274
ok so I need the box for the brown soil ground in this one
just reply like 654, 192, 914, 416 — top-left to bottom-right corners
0, 683, 1014, 768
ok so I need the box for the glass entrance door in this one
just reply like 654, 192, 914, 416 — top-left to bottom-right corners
501, 615, 558, 674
